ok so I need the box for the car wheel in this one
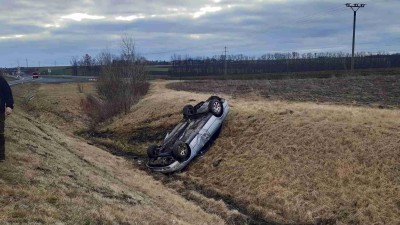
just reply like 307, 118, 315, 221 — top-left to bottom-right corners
147, 145, 159, 158
209, 99, 223, 117
183, 105, 195, 118
207, 96, 220, 101
172, 141, 191, 162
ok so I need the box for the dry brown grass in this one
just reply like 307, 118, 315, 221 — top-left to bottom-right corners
1, 84, 225, 224
188, 100, 400, 224
101, 80, 400, 224
167, 76, 400, 109
10, 80, 400, 224
4, 75, 18, 82
13, 82, 96, 133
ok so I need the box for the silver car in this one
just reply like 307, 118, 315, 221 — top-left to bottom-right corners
147, 96, 229, 173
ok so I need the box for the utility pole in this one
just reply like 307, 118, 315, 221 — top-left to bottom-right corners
16, 59, 20, 78
346, 3, 366, 72
26, 58, 28, 68
224, 46, 227, 76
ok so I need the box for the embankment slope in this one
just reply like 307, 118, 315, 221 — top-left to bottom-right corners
0, 83, 224, 224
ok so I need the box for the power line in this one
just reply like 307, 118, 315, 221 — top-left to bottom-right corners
209, 8, 348, 54
224, 46, 228, 75
346, 3, 366, 72
290, 7, 346, 24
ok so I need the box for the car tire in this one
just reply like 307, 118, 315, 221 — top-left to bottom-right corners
172, 141, 191, 162
147, 145, 159, 159
209, 99, 223, 117
183, 105, 195, 118
207, 96, 220, 101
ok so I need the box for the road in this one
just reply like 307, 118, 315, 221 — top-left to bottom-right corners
8, 75, 97, 86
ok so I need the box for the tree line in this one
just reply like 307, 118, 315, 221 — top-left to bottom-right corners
170, 52, 400, 76
70, 51, 146, 76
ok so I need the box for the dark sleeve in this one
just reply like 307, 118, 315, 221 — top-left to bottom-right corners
0, 76, 14, 109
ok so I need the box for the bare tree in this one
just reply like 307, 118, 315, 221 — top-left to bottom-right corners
80, 54, 93, 76
70, 56, 79, 76
82, 35, 149, 127
121, 34, 135, 62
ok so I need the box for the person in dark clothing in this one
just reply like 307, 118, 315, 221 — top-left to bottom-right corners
0, 75, 14, 162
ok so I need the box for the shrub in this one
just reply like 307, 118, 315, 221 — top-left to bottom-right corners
81, 35, 149, 127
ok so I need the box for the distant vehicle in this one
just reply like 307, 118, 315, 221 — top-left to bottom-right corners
147, 96, 229, 173
32, 72, 39, 79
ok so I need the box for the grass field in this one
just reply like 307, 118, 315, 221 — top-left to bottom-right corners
7, 78, 400, 224
168, 67, 400, 80
167, 75, 400, 109
37, 66, 72, 75
146, 65, 170, 72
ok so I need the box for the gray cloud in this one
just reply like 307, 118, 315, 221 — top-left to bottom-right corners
0, 0, 399, 66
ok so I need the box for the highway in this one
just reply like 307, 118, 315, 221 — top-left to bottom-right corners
8, 75, 97, 86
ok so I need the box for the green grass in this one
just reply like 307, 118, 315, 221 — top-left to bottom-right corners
145, 65, 169, 72
38, 66, 73, 75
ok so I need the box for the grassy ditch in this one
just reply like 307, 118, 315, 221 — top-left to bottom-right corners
11, 82, 250, 224
1, 82, 226, 224
11, 80, 400, 225
111, 80, 400, 224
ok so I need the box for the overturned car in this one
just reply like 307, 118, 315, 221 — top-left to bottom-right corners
147, 96, 229, 173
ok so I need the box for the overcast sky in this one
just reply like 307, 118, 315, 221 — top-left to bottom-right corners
0, 0, 399, 67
